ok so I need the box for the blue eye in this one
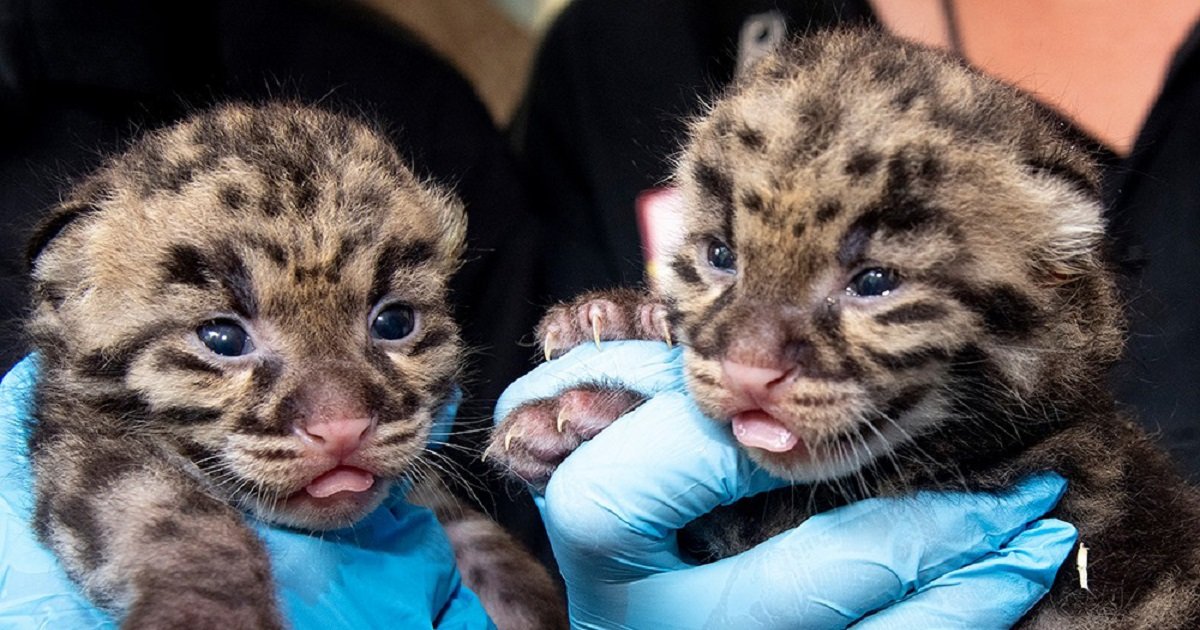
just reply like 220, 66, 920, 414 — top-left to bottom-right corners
371, 304, 416, 341
198, 320, 254, 356
707, 240, 736, 272
847, 268, 900, 297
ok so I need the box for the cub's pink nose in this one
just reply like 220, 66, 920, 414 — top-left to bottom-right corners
721, 360, 792, 399
298, 416, 375, 458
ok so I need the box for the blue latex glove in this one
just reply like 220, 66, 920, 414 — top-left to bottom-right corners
0, 357, 493, 630
496, 341, 1077, 629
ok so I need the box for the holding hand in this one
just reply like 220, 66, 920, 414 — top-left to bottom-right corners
495, 341, 1076, 629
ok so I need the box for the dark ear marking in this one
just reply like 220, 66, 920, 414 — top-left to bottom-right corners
1024, 156, 1099, 196
26, 202, 102, 267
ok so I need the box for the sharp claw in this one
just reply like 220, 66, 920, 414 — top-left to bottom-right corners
556, 407, 569, 432
543, 332, 555, 362
480, 445, 491, 463
590, 311, 603, 349
661, 321, 673, 347
504, 427, 522, 451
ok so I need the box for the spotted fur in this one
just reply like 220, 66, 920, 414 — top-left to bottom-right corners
493, 30, 1200, 628
26, 103, 563, 628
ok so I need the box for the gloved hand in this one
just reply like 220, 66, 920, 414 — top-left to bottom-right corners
495, 341, 1077, 629
0, 357, 493, 630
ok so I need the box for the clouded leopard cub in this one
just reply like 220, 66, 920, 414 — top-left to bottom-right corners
490, 30, 1200, 627
26, 103, 564, 629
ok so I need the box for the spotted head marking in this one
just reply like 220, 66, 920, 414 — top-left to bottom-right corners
658, 30, 1121, 482
28, 103, 468, 528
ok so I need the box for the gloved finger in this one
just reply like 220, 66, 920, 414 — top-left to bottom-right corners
494, 341, 684, 423
541, 390, 789, 576
853, 518, 1077, 630
563, 473, 1067, 629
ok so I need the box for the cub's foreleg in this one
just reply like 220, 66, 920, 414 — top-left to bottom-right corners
30, 435, 281, 630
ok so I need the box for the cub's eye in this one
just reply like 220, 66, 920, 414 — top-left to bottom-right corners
197, 320, 254, 357
371, 304, 416, 341
706, 239, 737, 272
846, 268, 901, 297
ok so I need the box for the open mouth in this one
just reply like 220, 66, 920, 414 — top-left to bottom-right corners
732, 410, 802, 453
731, 409, 895, 467
302, 465, 375, 499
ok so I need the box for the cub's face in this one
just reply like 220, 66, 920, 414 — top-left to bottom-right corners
30, 104, 467, 529
658, 32, 1121, 483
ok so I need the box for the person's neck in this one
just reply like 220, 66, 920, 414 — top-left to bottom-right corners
868, 0, 1200, 156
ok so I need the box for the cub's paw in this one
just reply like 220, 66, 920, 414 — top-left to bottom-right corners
488, 385, 646, 489
536, 288, 672, 361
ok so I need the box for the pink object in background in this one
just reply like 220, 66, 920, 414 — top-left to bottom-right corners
635, 186, 686, 290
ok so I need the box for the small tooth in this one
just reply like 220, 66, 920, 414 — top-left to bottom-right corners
543, 332, 556, 362
590, 311, 603, 349
556, 407, 569, 432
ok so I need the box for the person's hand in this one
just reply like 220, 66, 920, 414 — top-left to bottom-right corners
496, 341, 1077, 629
0, 356, 492, 630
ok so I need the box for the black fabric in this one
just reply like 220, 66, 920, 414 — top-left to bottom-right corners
1104, 19, 1200, 479
515, 0, 1200, 480
0, 0, 545, 548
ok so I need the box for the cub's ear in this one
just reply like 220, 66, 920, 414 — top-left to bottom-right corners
26, 201, 102, 269
415, 182, 468, 271
435, 193, 468, 267
1020, 150, 1107, 284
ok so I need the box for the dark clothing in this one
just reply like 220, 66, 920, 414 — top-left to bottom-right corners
1105, 20, 1200, 476
514, 0, 1200, 479
0, 0, 544, 546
